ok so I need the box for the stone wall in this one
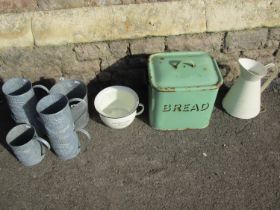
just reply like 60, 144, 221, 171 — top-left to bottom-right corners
0, 28, 279, 88
0, 0, 279, 93
1, 1, 280, 48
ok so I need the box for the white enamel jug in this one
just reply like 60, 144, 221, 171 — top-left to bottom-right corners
222, 58, 278, 119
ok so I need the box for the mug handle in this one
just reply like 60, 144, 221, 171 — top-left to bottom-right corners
69, 98, 87, 109
136, 103, 144, 116
33, 84, 50, 94
37, 137, 51, 156
68, 98, 88, 126
75, 128, 91, 152
261, 63, 278, 93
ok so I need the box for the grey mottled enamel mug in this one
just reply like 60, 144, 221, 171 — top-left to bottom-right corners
50, 79, 89, 129
36, 93, 91, 160
2, 77, 49, 135
6, 124, 50, 167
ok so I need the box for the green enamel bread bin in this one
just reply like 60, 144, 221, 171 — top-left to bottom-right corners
148, 51, 223, 130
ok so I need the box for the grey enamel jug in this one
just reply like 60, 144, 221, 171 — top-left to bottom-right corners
50, 79, 89, 129
6, 124, 50, 167
36, 93, 91, 160
2, 77, 49, 135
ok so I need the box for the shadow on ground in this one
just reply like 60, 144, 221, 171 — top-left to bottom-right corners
0, 54, 235, 134
87, 54, 149, 125
215, 84, 229, 111
0, 55, 280, 209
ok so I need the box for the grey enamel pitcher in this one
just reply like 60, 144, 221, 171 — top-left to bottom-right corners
6, 124, 50, 167
49, 78, 89, 129
36, 93, 91, 160
2, 77, 49, 135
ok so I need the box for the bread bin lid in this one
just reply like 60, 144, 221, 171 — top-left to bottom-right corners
148, 51, 223, 91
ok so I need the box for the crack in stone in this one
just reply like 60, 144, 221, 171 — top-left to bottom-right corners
36, 0, 40, 9
107, 42, 113, 55
202, 0, 208, 32
267, 28, 272, 41
126, 42, 132, 56
164, 36, 168, 51
221, 32, 228, 53
72, 44, 81, 63
99, 58, 103, 71
30, 16, 36, 47
272, 49, 278, 57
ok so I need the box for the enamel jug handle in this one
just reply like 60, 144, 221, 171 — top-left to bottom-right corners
37, 137, 51, 156
68, 98, 88, 128
33, 84, 50, 94
75, 128, 91, 152
261, 63, 278, 93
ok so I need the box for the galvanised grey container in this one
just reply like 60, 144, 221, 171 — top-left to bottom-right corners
6, 124, 50, 167
50, 79, 89, 129
36, 93, 90, 160
2, 78, 49, 135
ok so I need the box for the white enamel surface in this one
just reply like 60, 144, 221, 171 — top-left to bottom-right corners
99, 111, 137, 129
94, 86, 143, 129
94, 86, 139, 118
222, 58, 274, 119
223, 78, 261, 119
239, 58, 267, 81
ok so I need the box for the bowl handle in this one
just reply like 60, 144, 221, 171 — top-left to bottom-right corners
136, 103, 144, 116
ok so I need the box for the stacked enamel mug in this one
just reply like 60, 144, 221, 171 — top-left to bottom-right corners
2, 78, 91, 166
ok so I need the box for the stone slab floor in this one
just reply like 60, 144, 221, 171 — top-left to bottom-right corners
0, 88, 279, 210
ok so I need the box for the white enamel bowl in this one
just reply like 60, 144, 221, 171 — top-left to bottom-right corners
94, 86, 144, 129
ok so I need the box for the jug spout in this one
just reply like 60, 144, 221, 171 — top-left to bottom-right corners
239, 58, 267, 81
